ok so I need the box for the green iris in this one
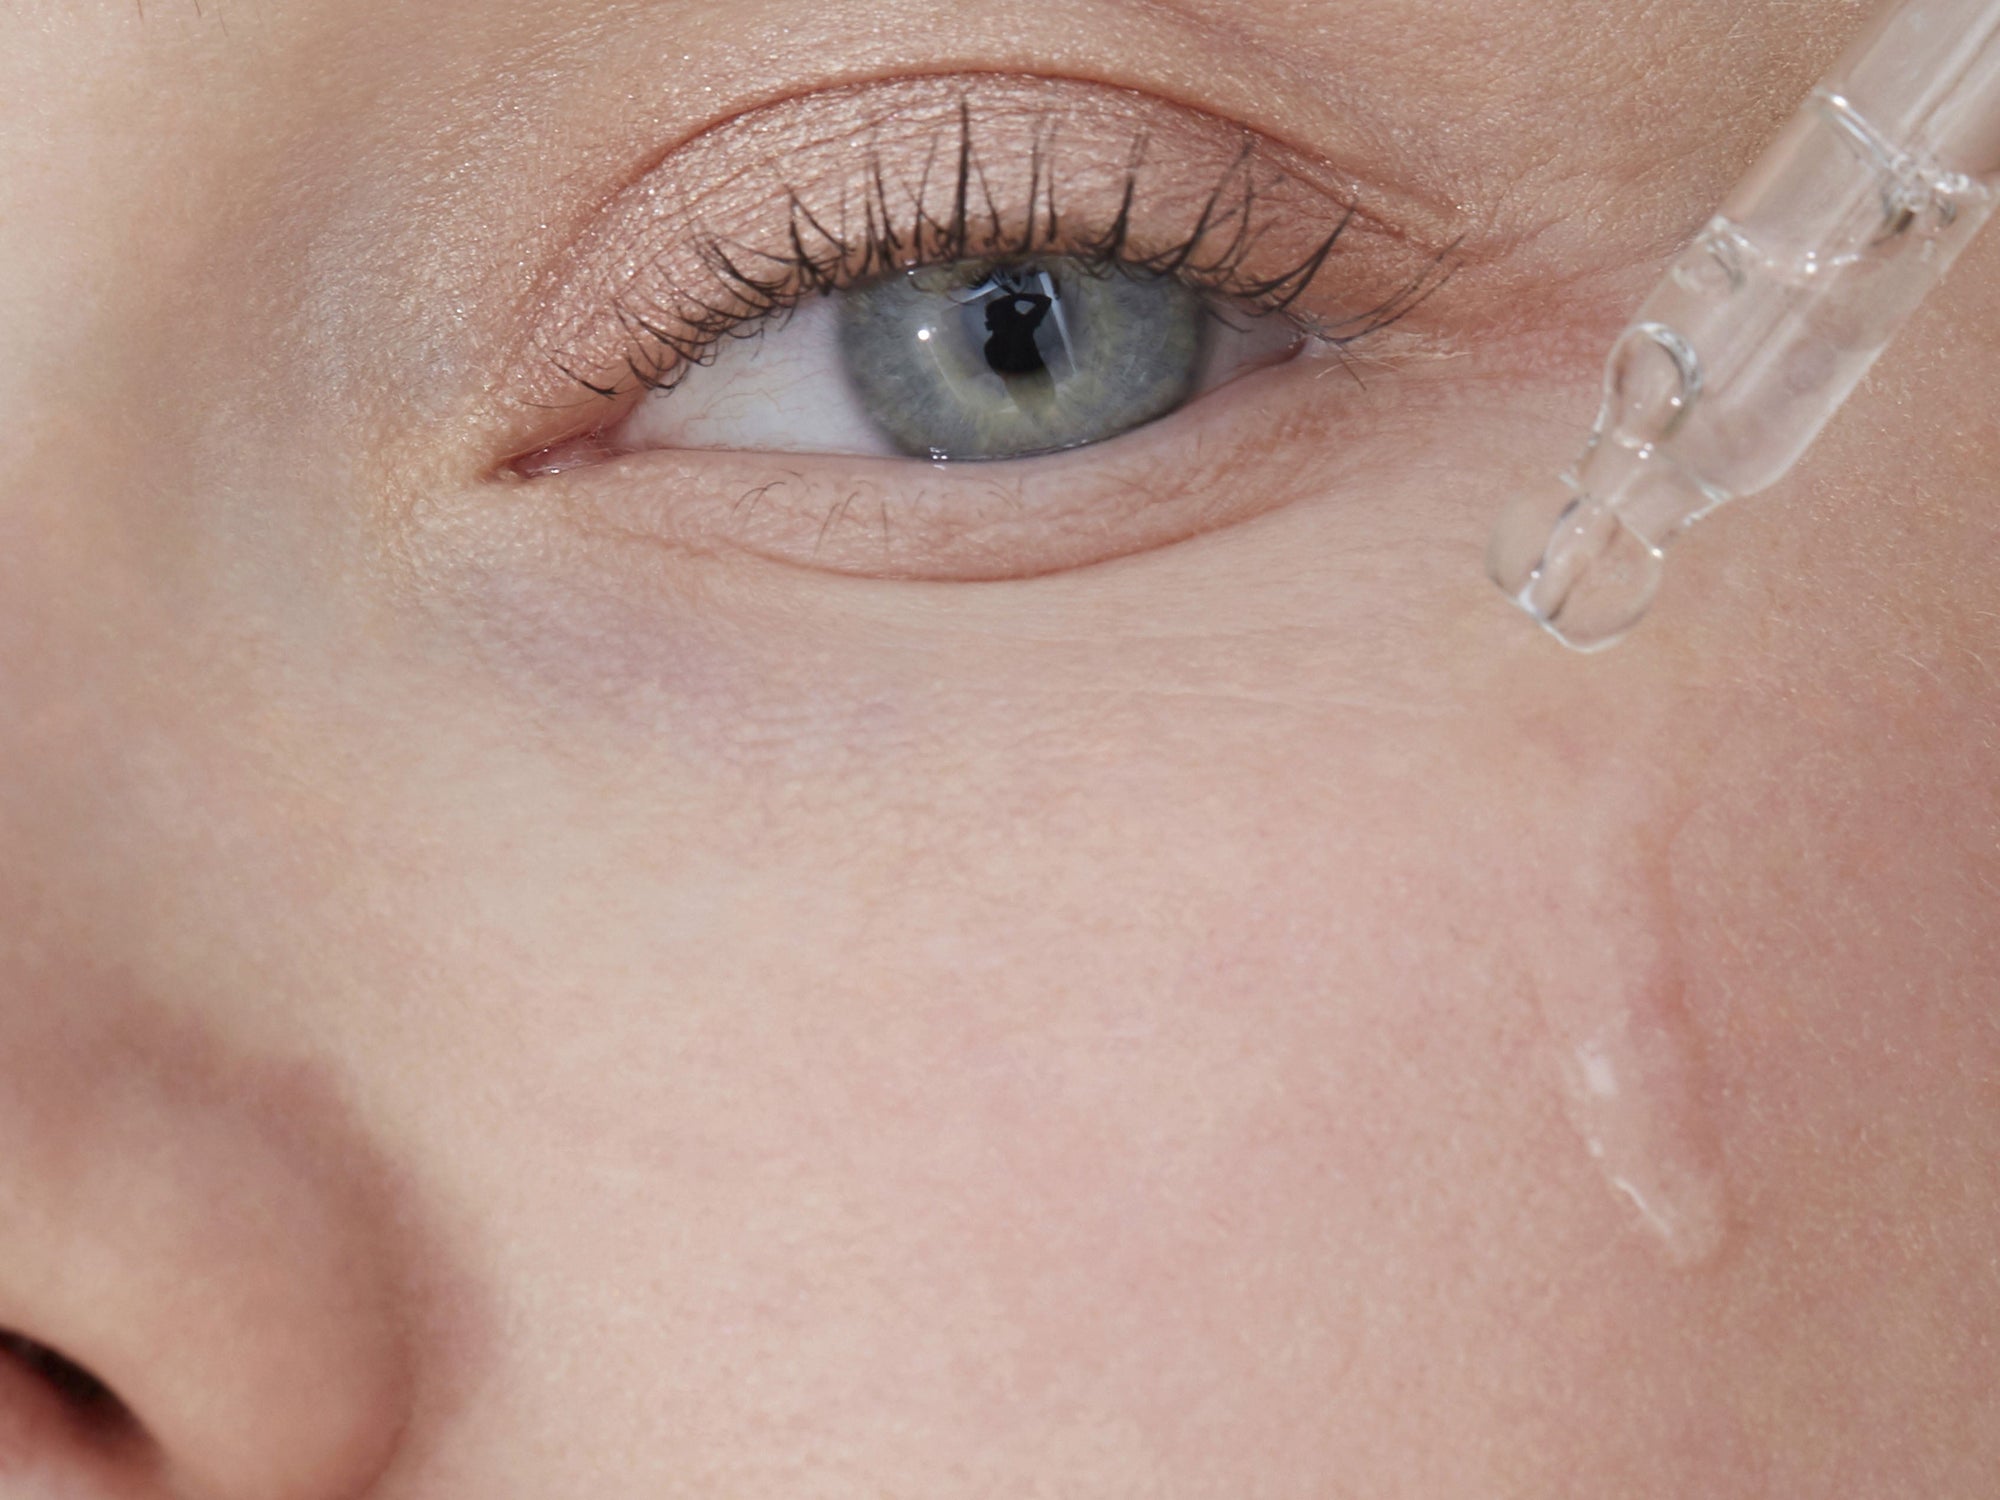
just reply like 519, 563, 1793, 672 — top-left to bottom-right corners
837, 258, 1207, 461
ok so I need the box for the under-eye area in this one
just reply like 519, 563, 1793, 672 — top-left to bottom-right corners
499, 74, 1462, 563
507, 346, 1378, 581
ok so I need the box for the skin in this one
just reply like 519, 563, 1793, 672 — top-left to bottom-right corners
2, 0, 1997, 1495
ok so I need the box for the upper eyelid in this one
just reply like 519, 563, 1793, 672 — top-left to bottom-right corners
509, 73, 1466, 417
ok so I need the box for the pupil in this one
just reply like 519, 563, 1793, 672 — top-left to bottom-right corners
982, 287, 1054, 378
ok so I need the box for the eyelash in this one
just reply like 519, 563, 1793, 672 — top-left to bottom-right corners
559, 101, 1452, 404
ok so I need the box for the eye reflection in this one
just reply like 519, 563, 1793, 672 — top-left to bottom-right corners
972, 270, 1064, 380
607, 257, 1303, 463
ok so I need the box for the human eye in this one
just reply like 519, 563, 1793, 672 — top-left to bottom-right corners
595, 256, 1308, 463
495, 77, 1462, 580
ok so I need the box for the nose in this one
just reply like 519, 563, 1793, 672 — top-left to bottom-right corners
0, 999, 413, 1500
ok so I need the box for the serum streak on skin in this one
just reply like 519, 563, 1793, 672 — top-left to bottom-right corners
1546, 947, 1728, 1268
1512, 780, 1730, 1270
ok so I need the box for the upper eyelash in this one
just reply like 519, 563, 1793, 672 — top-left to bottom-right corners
560, 99, 1455, 402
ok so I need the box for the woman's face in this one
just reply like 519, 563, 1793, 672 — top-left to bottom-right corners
4, 0, 1997, 1495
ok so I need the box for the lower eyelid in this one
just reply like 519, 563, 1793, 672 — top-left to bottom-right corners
510, 349, 1370, 583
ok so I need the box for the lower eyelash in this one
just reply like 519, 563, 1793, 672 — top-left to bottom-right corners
564, 97, 1454, 403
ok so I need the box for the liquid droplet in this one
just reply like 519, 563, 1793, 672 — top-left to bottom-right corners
1518, 838, 1731, 1270
1552, 1008, 1728, 1268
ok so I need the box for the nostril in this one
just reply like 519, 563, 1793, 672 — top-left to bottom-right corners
0, 1329, 131, 1431
0, 1326, 170, 1500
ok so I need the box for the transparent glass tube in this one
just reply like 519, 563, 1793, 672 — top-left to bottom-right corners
1489, 0, 2000, 650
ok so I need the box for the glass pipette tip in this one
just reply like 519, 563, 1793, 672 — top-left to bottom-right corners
1490, 0, 2000, 650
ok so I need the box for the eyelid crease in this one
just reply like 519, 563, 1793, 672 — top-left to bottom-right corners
507, 73, 1464, 434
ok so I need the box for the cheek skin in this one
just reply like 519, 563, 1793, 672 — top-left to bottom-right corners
15, 355, 1756, 1492
3, 404, 1992, 1497
364, 374, 1769, 1485
648, 673, 1734, 1490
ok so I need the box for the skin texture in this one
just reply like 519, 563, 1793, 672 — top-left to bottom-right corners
2, 0, 1998, 1495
